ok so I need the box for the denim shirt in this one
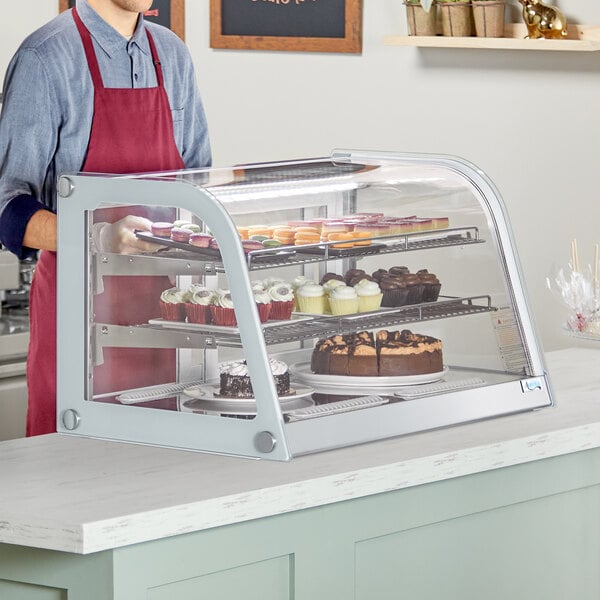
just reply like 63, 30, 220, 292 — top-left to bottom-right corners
0, 0, 211, 258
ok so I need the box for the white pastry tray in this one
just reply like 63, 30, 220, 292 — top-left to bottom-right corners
149, 313, 311, 333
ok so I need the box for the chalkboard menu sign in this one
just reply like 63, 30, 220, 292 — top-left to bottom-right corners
210, 0, 362, 54
59, 0, 185, 40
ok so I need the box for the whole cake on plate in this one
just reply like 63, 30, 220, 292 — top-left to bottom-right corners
311, 329, 443, 377
219, 358, 291, 398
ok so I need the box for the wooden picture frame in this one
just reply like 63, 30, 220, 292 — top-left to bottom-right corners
58, 0, 185, 41
210, 0, 362, 54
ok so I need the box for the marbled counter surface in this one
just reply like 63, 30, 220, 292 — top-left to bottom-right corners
1, 348, 599, 554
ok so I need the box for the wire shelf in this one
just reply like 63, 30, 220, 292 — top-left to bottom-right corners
143, 295, 495, 347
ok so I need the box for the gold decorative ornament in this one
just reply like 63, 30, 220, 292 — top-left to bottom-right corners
518, 0, 568, 39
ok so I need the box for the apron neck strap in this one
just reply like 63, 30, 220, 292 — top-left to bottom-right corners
72, 6, 164, 89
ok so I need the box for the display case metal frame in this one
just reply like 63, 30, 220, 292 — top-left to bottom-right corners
55, 150, 553, 460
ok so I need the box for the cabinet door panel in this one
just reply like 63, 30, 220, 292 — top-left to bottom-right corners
147, 555, 291, 600
0, 580, 66, 600
356, 485, 600, 600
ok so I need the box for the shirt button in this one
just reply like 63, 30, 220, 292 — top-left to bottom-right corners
134, 73, 138, 81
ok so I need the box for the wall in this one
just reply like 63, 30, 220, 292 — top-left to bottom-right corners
2, 1, 600, 351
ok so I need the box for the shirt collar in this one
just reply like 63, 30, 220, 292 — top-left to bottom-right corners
75, 0, 150, 58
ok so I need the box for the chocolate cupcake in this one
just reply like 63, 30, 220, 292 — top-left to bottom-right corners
419, 272, 442, 302
380, 277, 409, 307
344, 268, 367, 285
389, 266, 410, 276
402, 273, 425, 304
371, 269, 389, 282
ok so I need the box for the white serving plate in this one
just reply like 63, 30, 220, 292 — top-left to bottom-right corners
180, 384, 314, 416
290, 362, 448, 388
183, 383, 314, 403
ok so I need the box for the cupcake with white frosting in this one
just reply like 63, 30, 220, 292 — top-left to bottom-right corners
322, 278, 347, 296
184, 286, 215, 324
159, 287, 190, 321
291, 275, 316, 311
210, 289, 237, 326
354, 279, 383, 313
296, 283, 327, 314
267, 282, 295, 320
328, 285, 359, 315
254, 289, 272, 323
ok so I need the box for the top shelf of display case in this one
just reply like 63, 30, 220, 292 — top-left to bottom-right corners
383, 24, 600, 52
95, 227, 484, 281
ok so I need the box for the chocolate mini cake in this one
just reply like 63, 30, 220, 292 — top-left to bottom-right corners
311, 329, 442, 377
219, 358, 290, 398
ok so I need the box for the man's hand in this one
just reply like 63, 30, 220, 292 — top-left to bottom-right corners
98, 215, 165, 254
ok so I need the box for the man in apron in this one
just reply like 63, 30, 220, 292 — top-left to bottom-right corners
0, 0, 211, 435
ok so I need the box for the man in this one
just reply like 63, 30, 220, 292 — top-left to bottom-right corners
0, 0, 211, 435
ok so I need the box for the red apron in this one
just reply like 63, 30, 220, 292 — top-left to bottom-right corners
26, 7, 184, 436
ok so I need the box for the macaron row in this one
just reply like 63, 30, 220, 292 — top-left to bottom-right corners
235, 213, 449, 249
149, 221, 269, 253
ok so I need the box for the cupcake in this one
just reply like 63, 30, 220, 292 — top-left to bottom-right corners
291, 276, 316, 311
348, 274, 374, 287
354, 280, 383, 313
296, 283, 327, 314
380, 278, 409, 307
389, 265, 410, 276
254, 289, 272, 323
418, 270, 442, 302
210, 289, 237, 326
402, 273, 425, 304
292, 275, 314, 290
328, 285, 360, 315
262, 276, 285, 288
371, 269, 389, 282
322, 278, 347, 297
159, 287, 189, 321
267, 282, 295, 320
344, 268, 367, 285
184, 286, 215, 324
320, 272, 345, 286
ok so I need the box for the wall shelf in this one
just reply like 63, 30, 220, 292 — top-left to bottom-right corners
383, 23, 600, 51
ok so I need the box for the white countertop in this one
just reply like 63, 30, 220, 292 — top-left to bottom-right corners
1, 347, 599, 555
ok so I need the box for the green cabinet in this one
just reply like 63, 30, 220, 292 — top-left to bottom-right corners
1, 448, 599, 600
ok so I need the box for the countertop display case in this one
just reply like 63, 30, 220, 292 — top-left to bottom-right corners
55, 149, 553, 460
